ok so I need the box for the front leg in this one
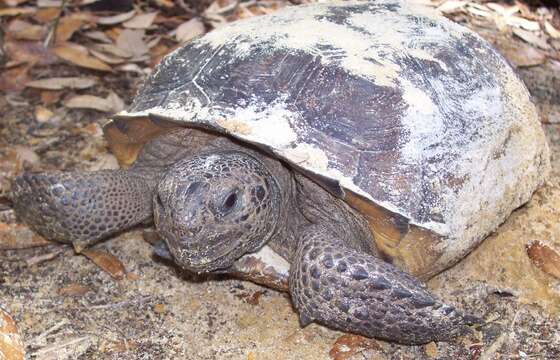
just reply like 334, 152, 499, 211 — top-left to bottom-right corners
290, 226, 479, 345
12, 170, 153, 251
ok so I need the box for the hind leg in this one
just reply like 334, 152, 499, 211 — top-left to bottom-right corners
12, 170, 153, 251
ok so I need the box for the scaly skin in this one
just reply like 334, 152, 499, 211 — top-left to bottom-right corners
290, 226, 476, 344
12, 170, 152, 250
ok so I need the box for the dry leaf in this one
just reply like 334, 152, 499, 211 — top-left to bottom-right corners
437, 1, 467, 14
53, 45, 112, 71
506, 16, 540, 31
526, 241, 560, 280
485, 3, 519, 17
123, 12, 157, 29
4, 0, 28, 6
0, 65, 30, 93
38, 0, 62, 7
89, 49, 126, 64
7, 19, 45, 41
116, 29, 148, 57
513, 29, 550, 50
92, 43, 132, 58
497, 39, 546, 67
0, 307, 25, 360
55, 16, 84, 44
83, 31, 113, 43
97, 10, 136, 25
545, 21, 560, 39
0, 221, 53, 250
329, 334, 380, 360
35, 106, 54, 122
175, 18, 205, 43
81, 249, 126, 280
33, 7, 60, 23
58, 283, 92, 297
64, 92, 124, 113
0, 7, 35, 17
466, 4, 492, 18
26, 77, 97, 90
5, 40, 57, 65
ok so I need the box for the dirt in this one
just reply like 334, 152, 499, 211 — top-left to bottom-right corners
1, 3, 560, 360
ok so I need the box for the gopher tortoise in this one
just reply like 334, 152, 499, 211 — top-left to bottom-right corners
12, 0, 549, 344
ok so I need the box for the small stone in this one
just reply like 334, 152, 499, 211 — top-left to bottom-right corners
424, 341, 438, 358
153, 303, 166, 314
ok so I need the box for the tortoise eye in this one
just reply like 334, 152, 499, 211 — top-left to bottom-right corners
222, 192, 238, 211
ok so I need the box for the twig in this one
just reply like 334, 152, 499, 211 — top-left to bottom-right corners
88, 295, 152, 310
44, 0, 69, 47
24, 247, 69, 267
28, 319, 69, 346
30, 335, 91, 357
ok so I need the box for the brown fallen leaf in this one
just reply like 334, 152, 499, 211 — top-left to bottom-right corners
38, 0, 62, 7
81, 249, 126, 280
0, 306, 25, 360
116, 29, 148, 57
437, 0, 468, 14
506, 16, 540, 32
91, 43, 133, 58
58, 283, 92, 297
26, 77, 98, 90
501, 41, 546, 67
97, 9, 136, 25
7, 19, 45, 41
0, 222, 53, 250
5, 40, 57, 65
526, 241, 560, 280
55, 16, 84, 44
89, 49, 126, 64
64, 92, 124, 113
33, 7, 60, 23
4, 0, 28, 6
0, 64, 31, 93
53, 44, 112, 71
0, 7, 35, 17
329, 334, 381, 360
513, 29, 550, 50
123, 12, 158, 29
545, 21, 560, 39
175, 18, 205, 43
83, 31, 113, 43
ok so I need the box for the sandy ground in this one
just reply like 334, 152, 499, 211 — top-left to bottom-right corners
1, 10, 560, 360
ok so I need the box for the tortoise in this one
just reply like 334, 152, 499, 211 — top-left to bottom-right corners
12, 0, 549, 345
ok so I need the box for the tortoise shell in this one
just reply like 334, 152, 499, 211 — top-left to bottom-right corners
105, 0, 550, 279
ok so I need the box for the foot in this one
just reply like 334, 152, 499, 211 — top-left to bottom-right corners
12, 170, 153, 250
290, 227, 480, 345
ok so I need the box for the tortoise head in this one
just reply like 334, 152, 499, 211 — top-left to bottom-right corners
154, 151, 282, 273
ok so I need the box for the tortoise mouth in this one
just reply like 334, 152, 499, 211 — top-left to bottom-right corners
162, 232, 243, 273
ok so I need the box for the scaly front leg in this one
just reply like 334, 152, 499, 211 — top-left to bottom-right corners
289, 226, 479, 345
12, 170, 153, 251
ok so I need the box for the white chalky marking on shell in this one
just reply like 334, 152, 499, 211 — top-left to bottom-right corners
228, 101, 298, 147
198, 0, 466, 87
